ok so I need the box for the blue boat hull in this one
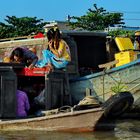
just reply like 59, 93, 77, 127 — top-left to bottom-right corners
70, 59, 140, 105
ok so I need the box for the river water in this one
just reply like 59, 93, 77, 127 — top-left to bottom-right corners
0, 119, 139, 140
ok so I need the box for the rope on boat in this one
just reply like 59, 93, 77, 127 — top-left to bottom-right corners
44, 96, 101, 116
100, 68, 140, 101
107, 73, 140, 92
105, 69, 140, 85
77, 96, 100, 106
44, 106, 74, 115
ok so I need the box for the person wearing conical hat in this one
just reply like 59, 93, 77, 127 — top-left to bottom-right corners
134, 30, 140, 50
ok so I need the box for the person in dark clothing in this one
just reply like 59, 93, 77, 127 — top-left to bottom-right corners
134, 31, 140, 50
9, 47, 38, 68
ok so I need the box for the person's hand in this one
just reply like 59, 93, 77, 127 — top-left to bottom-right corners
28, 64, 34, 69
48, 40, 53, 50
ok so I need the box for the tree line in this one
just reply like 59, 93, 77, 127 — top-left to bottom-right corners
0, 4, 134, 39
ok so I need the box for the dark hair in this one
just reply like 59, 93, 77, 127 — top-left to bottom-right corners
47, 28, 61, 40
47, 27, 62, 49
47, 28, 55, 41
135, 36, 140, 42
10, 47, 24, 61
54, 28, 61, 39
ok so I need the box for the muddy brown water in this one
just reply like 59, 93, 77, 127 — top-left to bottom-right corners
0, 119, 139, 140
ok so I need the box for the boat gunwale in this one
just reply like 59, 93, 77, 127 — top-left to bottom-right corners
70, 58, 140, 82
0, 107, 103, 125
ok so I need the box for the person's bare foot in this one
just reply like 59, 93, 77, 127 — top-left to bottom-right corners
46, 63, 54, 72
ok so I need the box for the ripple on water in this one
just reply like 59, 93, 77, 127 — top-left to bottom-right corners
0, 120, 139, 140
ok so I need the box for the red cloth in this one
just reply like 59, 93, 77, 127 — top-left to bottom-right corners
17, 67, 50, 76
34, 33, 44, 38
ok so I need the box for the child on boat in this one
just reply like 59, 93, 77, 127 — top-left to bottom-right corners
36, 27, 71, 70
3, 47, 38, 69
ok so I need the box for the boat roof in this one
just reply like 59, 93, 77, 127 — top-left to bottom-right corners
62, 30, 107, 37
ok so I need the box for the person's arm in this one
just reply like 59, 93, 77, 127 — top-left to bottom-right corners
24, 49, 38, 68
49, 40, 65, 58
48, 40, 60, 57
24, 94, 30, 112
57, 40, 65, 57
28, 57, 38, 69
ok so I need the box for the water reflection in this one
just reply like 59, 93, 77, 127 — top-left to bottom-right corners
115, 119, 140, 140
0, 120, 139, 140
0, 131, 116, 140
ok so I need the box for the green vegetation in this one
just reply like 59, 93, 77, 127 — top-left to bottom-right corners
0, 16, 47, 39
111, 80, 128, 94
68, 4, 124, 31
0, 4, 136, 39
108, 30, 135, 40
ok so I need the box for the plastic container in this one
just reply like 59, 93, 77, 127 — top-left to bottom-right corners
115, 37, 134, 51
115, 50, 137, 67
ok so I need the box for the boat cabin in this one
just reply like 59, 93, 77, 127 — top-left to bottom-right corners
0, 31, 109, 118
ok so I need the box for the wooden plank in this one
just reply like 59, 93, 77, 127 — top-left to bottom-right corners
0, 35, 34, 42
0, 38, 48, 49
98, 60, 119, 69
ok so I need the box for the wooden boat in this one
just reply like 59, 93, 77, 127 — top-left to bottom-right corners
0, 90, 134, 132
0, 31, 137, 132
70, 59, 140, 105
0, 51, 109, 132
69, 36, 140, 110
0, 62, 134, 132
0, 31, 108, 111
0, 107, 104, 132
